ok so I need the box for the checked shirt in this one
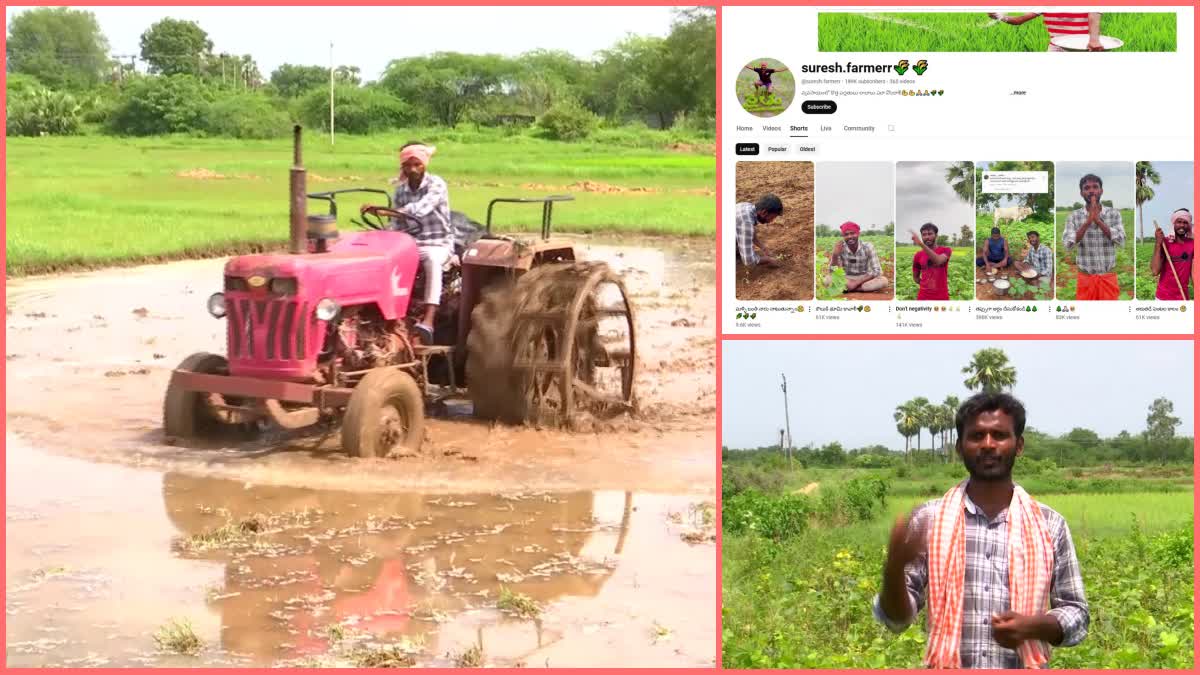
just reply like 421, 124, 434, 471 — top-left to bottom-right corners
872, 489, 1089, 669
1062, 206, 1125, 275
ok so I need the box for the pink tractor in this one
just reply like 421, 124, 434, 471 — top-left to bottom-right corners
164, 126, 636, 457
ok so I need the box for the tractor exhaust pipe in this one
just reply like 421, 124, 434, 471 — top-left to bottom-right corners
289, 125, 307, 254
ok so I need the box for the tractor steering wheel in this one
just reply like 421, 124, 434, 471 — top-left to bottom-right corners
358, 205, 422, 233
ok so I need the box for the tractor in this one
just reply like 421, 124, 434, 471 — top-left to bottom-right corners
164, 126, 636, 457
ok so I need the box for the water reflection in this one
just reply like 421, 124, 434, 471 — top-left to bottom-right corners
161, 473, 633, 664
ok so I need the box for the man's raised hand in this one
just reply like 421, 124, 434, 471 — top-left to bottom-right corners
886, 511, 926, 570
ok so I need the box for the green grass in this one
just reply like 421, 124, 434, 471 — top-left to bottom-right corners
452, 644, 485, 668
1055, 210, 1135, 301
817, 12, 1177, 52
5, 130, 715, 275
153, 617, 204, 656
723, 488, 1193, 669
815, 234, 894, 299
1137, 242, 1156, 299
736, 461, 1195, 502
496, 586, 541, 619
179, 516, 262, 553
347, 644, 418, 668
895, 245, 973, 301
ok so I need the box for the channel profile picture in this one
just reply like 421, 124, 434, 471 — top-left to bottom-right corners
737, 57, 795, 117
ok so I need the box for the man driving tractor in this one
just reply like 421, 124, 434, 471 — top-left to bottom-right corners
361, 142, 453, 344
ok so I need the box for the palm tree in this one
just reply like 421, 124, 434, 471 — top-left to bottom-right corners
926, 402, 943, 461
943, 395, 961, 459
911, 396, 931, 456
895, 417, 914, 459
962, 348, 1016, 393
894, 400, 921, 461
945, 161, 974, 205
1135, 161, 1162, 242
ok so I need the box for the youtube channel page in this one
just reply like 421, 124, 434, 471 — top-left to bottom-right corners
723, 5, 1195, 335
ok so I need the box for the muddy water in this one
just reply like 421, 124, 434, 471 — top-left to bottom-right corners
5, 236, 717, 667
6, 437, 714, 667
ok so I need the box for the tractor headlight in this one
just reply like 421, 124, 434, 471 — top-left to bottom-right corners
315, 298, 340, 321
207, 292, 227, 318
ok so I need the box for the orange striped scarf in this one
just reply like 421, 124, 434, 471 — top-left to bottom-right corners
924, 480, 1055, 668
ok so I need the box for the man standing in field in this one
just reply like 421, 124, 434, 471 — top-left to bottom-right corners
873, 393, 1090, 668
911, 223, 952, 301
829, 221, 888, 293
1021, 230, 1054, 279
362, 142, 453, 343
988, 12, 1105, 51
1062, 174, 1125, 300
745, 62, 788, 94
1150, 208, 1194, 300
735, 195, 783, 268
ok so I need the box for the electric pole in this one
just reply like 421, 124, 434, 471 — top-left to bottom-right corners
781, 374, 793, 471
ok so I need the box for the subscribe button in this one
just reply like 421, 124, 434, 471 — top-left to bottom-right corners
802, 100, 837, 114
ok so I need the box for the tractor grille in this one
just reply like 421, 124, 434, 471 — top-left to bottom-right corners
226, 297, 309, 361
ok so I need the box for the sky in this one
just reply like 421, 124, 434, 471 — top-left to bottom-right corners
1136, 161, 1194, 239
1055, 161, 1135, 210
895, 161, 974, 243
722, 341, 1194, 449
815, 162, 894, 234
5, 5, 680, 80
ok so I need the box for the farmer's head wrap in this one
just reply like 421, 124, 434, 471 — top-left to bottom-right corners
1170, 208, 1193, 234
400, 144, 436, 166
840, 221, 860, 235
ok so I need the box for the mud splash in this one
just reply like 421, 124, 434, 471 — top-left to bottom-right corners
5, 439, 715, 668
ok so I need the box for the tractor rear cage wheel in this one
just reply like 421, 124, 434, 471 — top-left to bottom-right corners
509, 261, 636, 427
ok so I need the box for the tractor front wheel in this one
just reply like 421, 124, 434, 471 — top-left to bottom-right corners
163, 352, 232, 439
341, 368, 425, 458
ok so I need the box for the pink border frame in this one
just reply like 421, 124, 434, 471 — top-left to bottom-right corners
717, 2, 1196, 673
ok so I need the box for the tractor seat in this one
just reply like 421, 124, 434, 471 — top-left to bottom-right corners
451, 211, 486, 256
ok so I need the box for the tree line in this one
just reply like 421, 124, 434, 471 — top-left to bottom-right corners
6, 7, 715, 140
725, 347, 1192, 467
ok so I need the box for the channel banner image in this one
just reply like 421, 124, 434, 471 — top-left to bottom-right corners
817, 11, 1176, 52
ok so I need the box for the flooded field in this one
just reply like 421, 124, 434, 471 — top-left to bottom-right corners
5, 237, 717, 667
6, 438, 714, 667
